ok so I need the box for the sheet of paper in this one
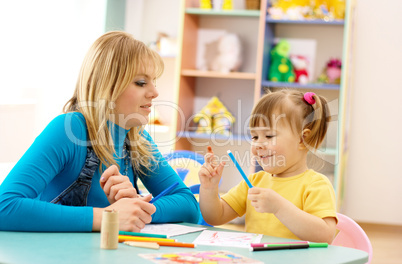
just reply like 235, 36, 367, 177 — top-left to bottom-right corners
193, 230, 263, 248
141, 224, 206, 237
139, 250, 263, 264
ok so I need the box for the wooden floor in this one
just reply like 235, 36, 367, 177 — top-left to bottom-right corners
217, 222, 402, 264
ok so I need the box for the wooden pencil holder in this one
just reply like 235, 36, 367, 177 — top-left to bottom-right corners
100, 210, 119, 249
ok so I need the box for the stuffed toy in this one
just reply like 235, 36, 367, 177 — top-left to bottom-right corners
210, 33, 242, 73
317, 58, 342, 84
268, 40, 295, 83
290, 54, 309, 84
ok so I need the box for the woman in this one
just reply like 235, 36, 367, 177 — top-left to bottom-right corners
0, 31, 199, 232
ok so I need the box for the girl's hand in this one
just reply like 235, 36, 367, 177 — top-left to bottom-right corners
199, 146, 225, 190
100, 165, 138, 204
93, 194, 156, 232
247, 187, 284, 214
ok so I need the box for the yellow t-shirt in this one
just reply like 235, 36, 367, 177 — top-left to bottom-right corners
221, 169, 337, 240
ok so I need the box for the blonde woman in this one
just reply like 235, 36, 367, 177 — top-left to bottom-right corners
0, 31, 199, 232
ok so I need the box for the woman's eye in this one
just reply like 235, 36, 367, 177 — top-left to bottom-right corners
251, 136, 258, 141
135, 80, 147, 87
266, 135, 275, 139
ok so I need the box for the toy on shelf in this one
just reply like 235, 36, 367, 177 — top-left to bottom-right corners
268, 39, 295, 83
222, 0, 233, 10
317, 58, 342, 84
210, 33, 242, 73
200, 0, 212, 9
290, 54, 309, 84
193, 96, 235, 136
268, 0, 311, 20
246, 0, 261, 10
267, 0, 345, 21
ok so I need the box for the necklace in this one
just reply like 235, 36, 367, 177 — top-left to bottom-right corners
122, 144, 130, 176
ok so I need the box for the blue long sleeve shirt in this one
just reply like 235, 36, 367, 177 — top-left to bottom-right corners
0, 112, 199, 231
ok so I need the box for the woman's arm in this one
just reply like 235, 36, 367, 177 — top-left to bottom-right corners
0, 113, 93, 231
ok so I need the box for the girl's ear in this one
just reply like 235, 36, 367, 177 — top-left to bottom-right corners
299, 129, 311, 150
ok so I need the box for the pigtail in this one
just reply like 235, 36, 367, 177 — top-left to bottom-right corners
303, 93, 330, 150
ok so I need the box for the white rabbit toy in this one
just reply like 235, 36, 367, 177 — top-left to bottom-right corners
210, 33, 242, 73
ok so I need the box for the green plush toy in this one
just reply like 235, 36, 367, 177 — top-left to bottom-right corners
268, 40, 295, 83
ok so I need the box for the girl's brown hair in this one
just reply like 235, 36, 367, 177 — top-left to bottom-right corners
250, 89, 330, 150
63, 31, 164, 175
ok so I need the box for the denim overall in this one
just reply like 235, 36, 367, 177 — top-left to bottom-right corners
51, 144, 139, 206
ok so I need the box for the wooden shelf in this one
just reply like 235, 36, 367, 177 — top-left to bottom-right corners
261, 81, 340, 90
186, 8, 260, 17
181, 69, 256, 80
266, 16, 344, 25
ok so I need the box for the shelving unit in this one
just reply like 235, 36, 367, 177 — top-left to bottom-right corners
261, 1, 355, 205
172, 0, 353, 198
172, 0, 267, 191
173, 0, 266, 148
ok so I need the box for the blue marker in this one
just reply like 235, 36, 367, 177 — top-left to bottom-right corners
149, 182, 179, 204
227, 150, 253, 188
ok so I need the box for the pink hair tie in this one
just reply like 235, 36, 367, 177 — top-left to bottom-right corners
304, 92, 316, 105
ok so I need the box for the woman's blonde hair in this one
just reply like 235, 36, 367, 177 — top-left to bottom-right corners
250, 89, 330, 151
63, 31, 164, 175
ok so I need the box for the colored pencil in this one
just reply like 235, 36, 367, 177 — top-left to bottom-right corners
227, 150, 253, 188
251, 241, 308, 247
118, 235, 176, 243
150, 182, 179, 204
124, 241, 160, 249
250, 244, 309, 251
250, 242, 328, 251
119, 231, 168, 239
156, 241, 196, 248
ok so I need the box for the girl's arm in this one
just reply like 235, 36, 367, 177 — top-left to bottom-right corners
248, 187, 336, 243
139, 131, 200, 224
198, 149, 238, 225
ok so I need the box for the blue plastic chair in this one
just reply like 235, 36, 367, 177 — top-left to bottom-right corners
163, 150, 211, 226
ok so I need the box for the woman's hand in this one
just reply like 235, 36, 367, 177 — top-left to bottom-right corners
100, 165, 138, 204
198, 146, 225, 190
93, 195, 156, 232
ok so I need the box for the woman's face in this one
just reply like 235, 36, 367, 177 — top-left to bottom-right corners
113, 71, 159, 129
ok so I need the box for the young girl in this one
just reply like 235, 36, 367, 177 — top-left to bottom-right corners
199, 90, 337, 243
0, 31, 199, 232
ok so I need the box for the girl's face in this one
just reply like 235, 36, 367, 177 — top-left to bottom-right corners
113, 72, 159, 129
250, 119, 308, 178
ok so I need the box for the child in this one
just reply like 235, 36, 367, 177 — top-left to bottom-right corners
198, 90, 337, 243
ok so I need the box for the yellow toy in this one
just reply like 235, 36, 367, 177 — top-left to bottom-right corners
200, 0, 212, 9
222, 0, 233, 10
193, 96, 235, 136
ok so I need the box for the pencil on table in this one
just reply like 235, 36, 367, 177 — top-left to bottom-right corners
156, 241, 196, 248
124, 241, 160, 249
119, 230, 168, 239
118, 235, 175, 243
